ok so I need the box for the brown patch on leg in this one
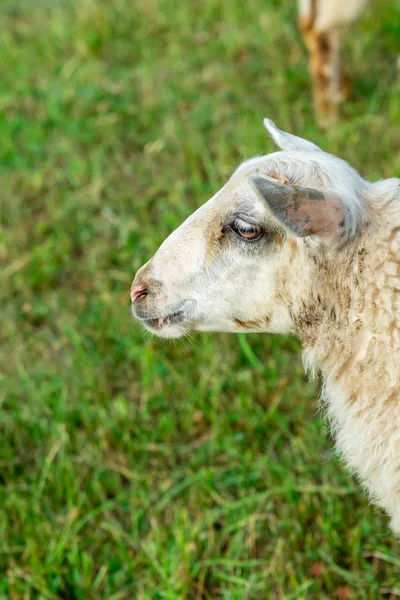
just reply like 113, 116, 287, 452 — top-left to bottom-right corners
310, 31, 338, 126
299, 15, 315, 36
299, 9, 342, 127
298, 0, 317, 36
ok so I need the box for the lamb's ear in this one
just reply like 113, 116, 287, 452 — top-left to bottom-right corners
264, 118, 321, 153
249, 175, 350, 242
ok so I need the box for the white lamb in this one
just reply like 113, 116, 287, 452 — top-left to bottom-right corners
131, 119, 400, 533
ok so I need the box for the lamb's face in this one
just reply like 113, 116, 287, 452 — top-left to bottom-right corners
131, 165, 297, 338
131, 119, 363, 339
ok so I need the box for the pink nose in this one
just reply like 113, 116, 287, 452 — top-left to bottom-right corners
130, 284, 148, 303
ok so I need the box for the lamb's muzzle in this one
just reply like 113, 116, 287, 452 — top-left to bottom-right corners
131, 118, 400, 535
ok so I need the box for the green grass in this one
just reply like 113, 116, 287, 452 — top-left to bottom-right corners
1, 0, 400, 598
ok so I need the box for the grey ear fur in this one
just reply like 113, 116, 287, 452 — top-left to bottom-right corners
264, 119, 321, 153
249, 174, 348, 241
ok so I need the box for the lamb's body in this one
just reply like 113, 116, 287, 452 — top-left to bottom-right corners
296, 195, 400, 532
131, 119, 400, 533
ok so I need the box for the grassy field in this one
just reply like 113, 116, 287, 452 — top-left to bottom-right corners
1, 0, 400, 598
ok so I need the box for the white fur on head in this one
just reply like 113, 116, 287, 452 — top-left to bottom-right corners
264, 118, 322, 153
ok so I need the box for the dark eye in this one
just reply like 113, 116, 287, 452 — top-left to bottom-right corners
230, 218, 262, 241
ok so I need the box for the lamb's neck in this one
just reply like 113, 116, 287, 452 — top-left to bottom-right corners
292, 243, 356, 379
296, 224, 400, 402
292, 240, 384, 407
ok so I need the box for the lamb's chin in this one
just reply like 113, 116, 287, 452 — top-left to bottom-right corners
142, 322, 190, 339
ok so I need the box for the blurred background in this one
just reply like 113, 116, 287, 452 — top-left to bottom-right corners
1, 0, 400, 598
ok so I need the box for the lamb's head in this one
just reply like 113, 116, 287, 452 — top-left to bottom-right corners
131, 119, 366, 339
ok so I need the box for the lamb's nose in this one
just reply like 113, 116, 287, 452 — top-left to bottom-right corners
130, 284, 148, 303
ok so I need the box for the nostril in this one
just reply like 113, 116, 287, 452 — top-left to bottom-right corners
131, 284, 148, 303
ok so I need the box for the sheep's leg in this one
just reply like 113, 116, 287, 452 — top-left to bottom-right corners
314, 28, 340, 125
300, 19, 343, 127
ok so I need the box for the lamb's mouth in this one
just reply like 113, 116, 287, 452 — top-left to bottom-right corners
144, 310, 186, 330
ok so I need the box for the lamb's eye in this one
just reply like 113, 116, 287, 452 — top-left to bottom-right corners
230, 218, 261, 241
